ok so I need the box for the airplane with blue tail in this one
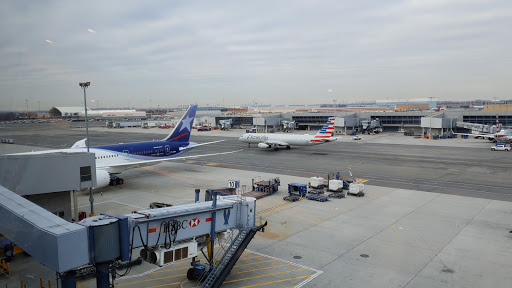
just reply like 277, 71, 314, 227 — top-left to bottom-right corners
10, 105, 238, 188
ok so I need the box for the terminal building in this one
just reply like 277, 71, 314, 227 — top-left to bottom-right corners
192, 109, 512, 136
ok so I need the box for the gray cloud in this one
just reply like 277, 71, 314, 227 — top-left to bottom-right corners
1, 0, 512, 110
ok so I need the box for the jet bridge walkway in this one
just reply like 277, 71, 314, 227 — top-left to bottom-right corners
199, 222, 267, 288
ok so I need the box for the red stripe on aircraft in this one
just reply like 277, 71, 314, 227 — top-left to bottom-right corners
206, 217, 212, 222
169, 133, 190, 141
148, 228, 157, 233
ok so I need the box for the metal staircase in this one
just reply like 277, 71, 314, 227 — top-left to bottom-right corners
200, 222, 267, 288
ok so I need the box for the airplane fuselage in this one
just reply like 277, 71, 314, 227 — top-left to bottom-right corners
16, 140, 196, 174
239, 133, 334, 146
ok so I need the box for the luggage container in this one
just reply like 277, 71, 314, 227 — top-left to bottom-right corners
348, 183, 365, 197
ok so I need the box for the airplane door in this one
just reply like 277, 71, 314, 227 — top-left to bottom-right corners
123, 149, 130, 159
165, 145, 171, 155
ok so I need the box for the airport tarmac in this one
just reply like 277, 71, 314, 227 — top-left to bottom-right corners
1, 124, 512, 287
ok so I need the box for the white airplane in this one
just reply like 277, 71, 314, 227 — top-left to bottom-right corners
239, 117, 338, 150
457, 115, 512, 142
9, 105, 239, 188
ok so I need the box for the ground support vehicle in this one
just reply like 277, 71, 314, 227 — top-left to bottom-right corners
283, 194, 301, 202
328, 192, 346, 199
328, 180, 345, 192
109, 175, 124, 186
491, 143, 510, 151
306, 194, 330, 202
245, 177, 280, 199
308, 177, 326, 189
308, 189, 325, 194
347, 183, 365, 197
288, 183, 308, 196
283, 183, 307, 201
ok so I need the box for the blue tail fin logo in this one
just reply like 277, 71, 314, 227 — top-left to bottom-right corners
164, 105, 198, 142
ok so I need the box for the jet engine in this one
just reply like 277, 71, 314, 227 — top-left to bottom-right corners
257, 143, 271, 149
94, 169, 111, 189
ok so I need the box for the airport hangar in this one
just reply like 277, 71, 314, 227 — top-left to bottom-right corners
48, 107, 147, 119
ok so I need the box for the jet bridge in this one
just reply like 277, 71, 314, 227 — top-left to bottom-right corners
0, 185, 261, 288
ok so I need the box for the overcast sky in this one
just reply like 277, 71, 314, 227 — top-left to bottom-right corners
1, 0, 511, 111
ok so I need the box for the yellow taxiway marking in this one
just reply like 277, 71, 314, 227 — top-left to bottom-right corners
205, 163, 218, 166
185, 160, 196, 163
238, 275, 315, 288
354, 178, 369, 183
235, 259, 278, 267
223, 268, 306, 284
237, 255, 264, 261
148, 266, 188, 274
233, 263, 292, 275
257, 201, 295, 215
143, 281, 182, 288
115, 273, 185, 286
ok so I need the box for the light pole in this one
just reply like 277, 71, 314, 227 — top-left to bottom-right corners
79, 82, 95, 216
429, 96, 434, 137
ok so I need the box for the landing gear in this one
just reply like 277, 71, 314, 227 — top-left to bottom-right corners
286, 146, 291, 150
109, 175, 124, 186
248, 143, 251, 148
274, 147, 279, 151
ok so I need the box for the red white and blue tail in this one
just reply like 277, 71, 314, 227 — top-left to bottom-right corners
314, 117, 335, 139
496, 114, 501, 133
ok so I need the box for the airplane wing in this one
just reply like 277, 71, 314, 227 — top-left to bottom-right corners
456, 133, 494, 138
264, 140, 290, 147
103, 149, 243, 171
179, 140, 225, 151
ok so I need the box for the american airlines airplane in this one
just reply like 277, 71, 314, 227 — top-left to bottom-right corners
458, 115, 512, 142
239, 117, 338, 150
10, 105, 237, 188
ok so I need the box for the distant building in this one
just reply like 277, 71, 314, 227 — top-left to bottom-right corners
484, 104, 512, 112
395, 104, 430, 111
376, 98, 437, 109
49, 107, 146, 119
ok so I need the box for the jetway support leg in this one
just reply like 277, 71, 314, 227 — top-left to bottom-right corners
209, 191, 218, 264
61, 271, 77, 288
96, 263, 110, 288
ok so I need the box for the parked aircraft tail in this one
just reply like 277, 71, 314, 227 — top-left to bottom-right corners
163, 105, 198, 142
314, 117, 335, 139
496, 114, 501, 133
